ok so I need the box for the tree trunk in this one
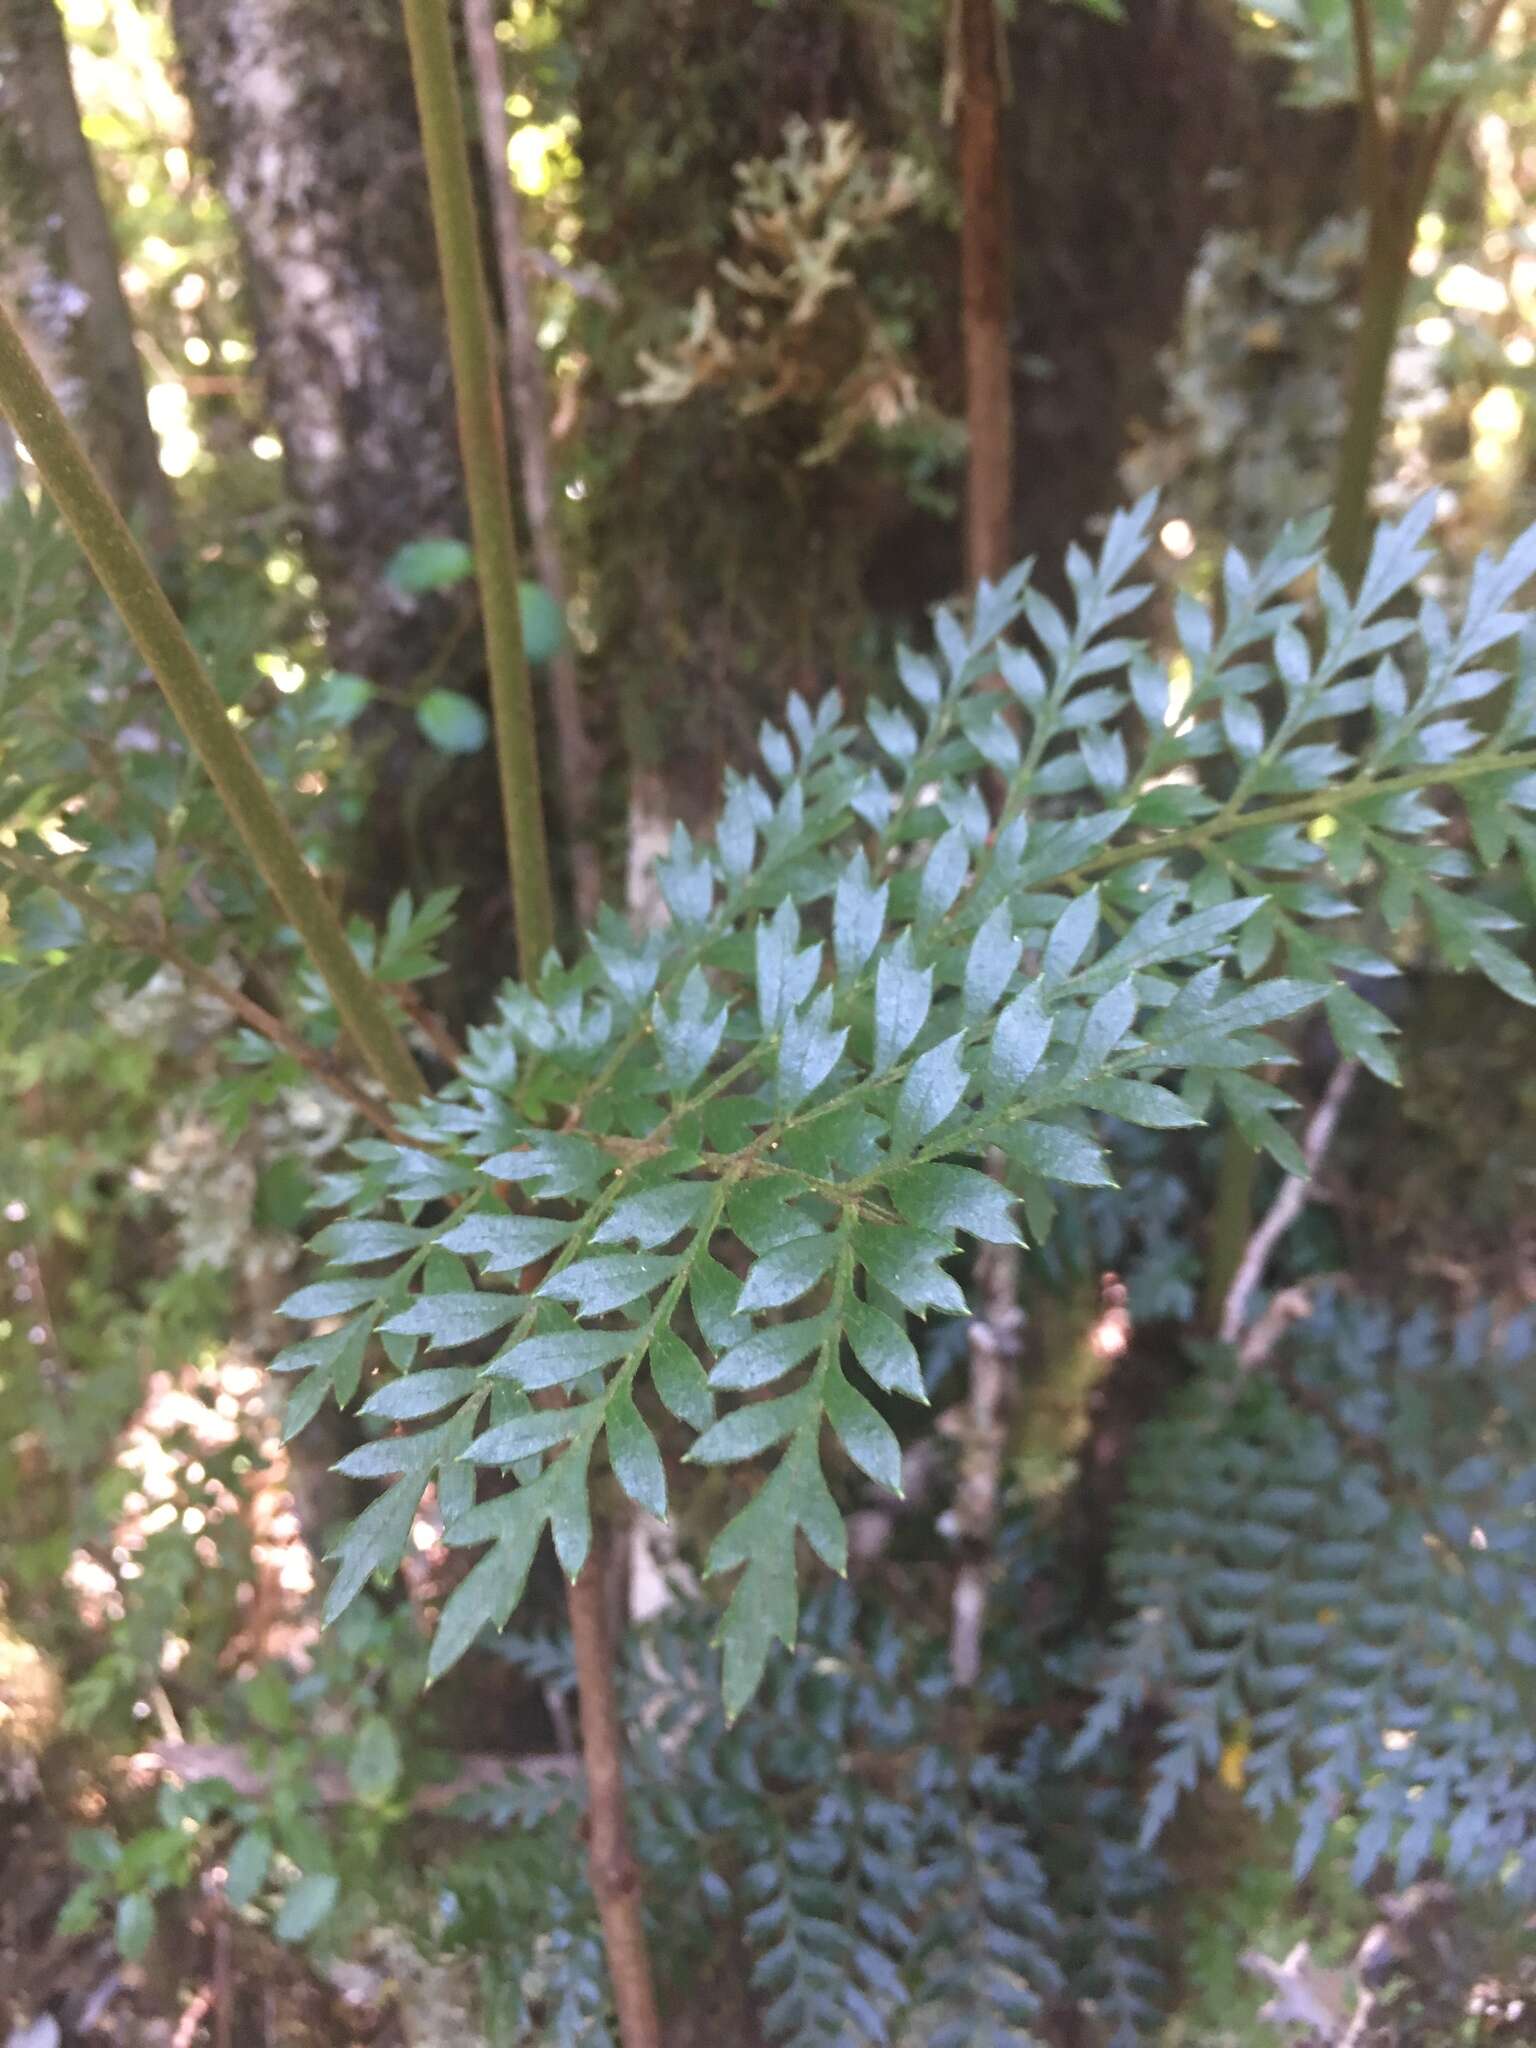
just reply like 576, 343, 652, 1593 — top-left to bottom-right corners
1003, 0, 1353, 565
573, 0, 1348, 841
0, 0, 173, 546
167, 0, 545, 1007
571, 0, 949, 843
167, 0, 464, 693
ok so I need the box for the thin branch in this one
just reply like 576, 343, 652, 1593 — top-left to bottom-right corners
390, 982, 467, 1071
0, 845, 405, 1141
1219, 1061, 1360, 1352
1236, 1282, 1324, 1374
463, 0, 602, 924
949, 0, 1019, 1691
567, 1563, 664, 2048
1396, 0, 1457, 102
523, 245, 618, 308
1468, 0, 1511, 58
0, 293, 424, 1105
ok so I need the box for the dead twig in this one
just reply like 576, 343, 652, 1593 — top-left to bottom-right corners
1219, 1062, 1359, 1354
390, 982, 467, 1070
949, 1224, 1024, 1687
129, 1740, 579, 1810
1243, 1942, 1367, 2044
524, 246, 617, 308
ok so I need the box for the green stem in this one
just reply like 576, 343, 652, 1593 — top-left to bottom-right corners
0, 295, 423, 1106
1329, 203, 1418, 585
401, 0, 555, 975
1078, 745, 1536, 882
399, 17, 655, 2040
1203, 1119, 1263, 1333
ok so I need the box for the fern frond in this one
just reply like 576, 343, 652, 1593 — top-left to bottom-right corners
1074, 1294, 1536, 1897
261, 499, 1536, 1711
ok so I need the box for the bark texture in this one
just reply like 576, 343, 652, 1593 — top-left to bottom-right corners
168, 0, 463, 689
1002, 0, 1354, 567
168, 0, 542, 1009
571, 0, 947, 835
0, 0, 173, 544
573, 0, 1350, 831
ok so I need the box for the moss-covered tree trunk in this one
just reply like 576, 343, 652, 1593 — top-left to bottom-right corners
573, 0, 1350, 837
0, 0, 174, 547
571, 0, 948, 855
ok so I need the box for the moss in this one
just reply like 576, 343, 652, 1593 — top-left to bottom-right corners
1161, 1798, 1372, 2048
1008, 1275, 1123, 1503
1340, 971, 1536, 1294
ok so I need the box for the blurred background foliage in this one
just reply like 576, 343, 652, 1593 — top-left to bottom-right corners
1, 0, 1535, 2042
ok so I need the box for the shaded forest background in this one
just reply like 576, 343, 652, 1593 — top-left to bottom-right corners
2, 0, 1536, 2043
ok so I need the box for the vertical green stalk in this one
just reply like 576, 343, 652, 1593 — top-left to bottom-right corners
401, 0, 555, 976
401, 16, 659, 2046
1203, 1118, 1262, 1335
0, 295, 423, 1105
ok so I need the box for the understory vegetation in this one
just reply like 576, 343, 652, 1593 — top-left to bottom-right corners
3, 1, 1536, 2045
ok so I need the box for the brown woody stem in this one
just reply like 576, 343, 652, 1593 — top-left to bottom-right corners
952, 0, 1019, 1686
567, 1563, 664, 2048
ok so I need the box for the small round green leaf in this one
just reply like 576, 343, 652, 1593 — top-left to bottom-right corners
274, 1870, 339, 1944
416, 689, 489, 755
385, 536, 474, 593
518, 580, 566, 664
115, 1890, 155, 1962
348, 1714, 403, 1805
312, 670, 375, 726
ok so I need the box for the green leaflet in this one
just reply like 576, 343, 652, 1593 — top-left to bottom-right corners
873, 935, 933, 1074
591, 1181, 711, 1247
885, 1163, 1020, 1244
605, 1384, 668, 1520
360, 1366, 481, 1420
891, 1033, 969, 1155
824, 1369, 903, 1492
537, 1251, 678, 1317
737, 1233, 838, 1312
436, 1212, 574, 1270
378, 1291, 521, 1350
710, 1316, 829, 1392
487, 1329, 636, 1391
844, 1294, 927, 1401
